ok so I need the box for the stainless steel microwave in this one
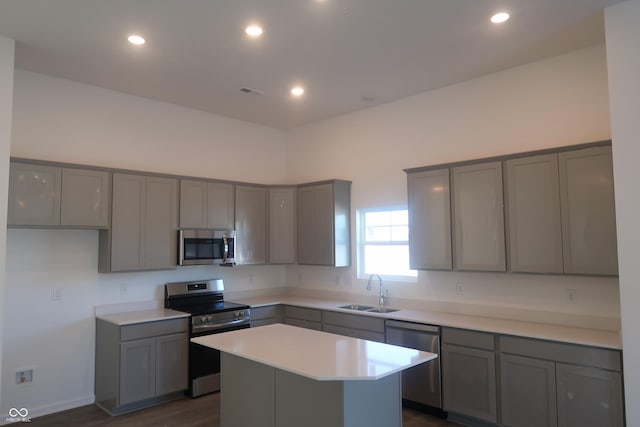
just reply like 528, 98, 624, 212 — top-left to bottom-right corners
178, 229, 235, 266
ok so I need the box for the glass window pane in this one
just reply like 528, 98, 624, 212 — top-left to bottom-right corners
366, 225, 391, 242
365, 211, 391, 227
363, 245, 416, 277
390, 210, 408, 225
390, 225, 409, 242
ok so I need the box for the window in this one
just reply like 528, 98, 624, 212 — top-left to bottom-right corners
357, 208, 417, 280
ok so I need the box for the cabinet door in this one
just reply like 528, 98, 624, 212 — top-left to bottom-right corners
442, 343, 497, 423
155, 333, 188, 396
501, 354, 557, 427
111, 173, 146, 271
407, 169, 452, 270
179, 180, 207, 228
269, 187, 296, 264
505, 155, 563, 273
452, 162, 506, 271
297, 186, 316, 264
207, 182, 235, 229
144, 176, 178, 270
120, 338, 156, 405
60, 168, 110, 227
8, 162, 61, 226
556, 363, 624, 427
314, 184, 335, 265
235, 185, 267, 264
559, 147, 618, 275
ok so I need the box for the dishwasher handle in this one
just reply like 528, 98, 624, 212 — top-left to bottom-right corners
385, 320, 439, 334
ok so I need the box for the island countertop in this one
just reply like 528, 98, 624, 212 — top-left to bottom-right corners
191, 323, 437, 381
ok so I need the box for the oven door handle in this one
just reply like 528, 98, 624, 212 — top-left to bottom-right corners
192, 318, 250, 332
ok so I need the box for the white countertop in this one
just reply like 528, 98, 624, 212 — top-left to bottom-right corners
96, 308, 189, 326
192, 323, 437, 381
237, 296, 622, 350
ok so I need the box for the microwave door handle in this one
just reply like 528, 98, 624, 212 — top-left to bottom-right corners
222, 235, 229, 264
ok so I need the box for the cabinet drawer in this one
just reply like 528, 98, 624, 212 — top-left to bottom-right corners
500, 336, 622, 371
323, 311, 385, 333
120, 318, 188, 341
283, 306, 322, 322
251, 305, 283, 321
442, 327, 495, 350
284, 318, 322, 331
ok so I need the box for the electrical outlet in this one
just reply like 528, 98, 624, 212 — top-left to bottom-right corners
567, 289, 578, 304
456, 282, 464, 294
52, 288, 62, 301
16, 369, 33, 384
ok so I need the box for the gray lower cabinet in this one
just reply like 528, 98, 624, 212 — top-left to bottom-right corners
322, 311, 385, 342
235, 184, 267, 264
406, 168, 452, 270
8, 161, 110, 227
282, 306, 322, 331
500, 335, 624, 427
504, 154, 563, 273
559, 146, 618, 275
99, 173, 178, 272
297, 180, 351, 267
179, 179, 234, 229
95, 317, 188, 415
441, 328, 498, 424
251, 305, 283, 327
268, 187, 296, 264
451, 161, 506, 272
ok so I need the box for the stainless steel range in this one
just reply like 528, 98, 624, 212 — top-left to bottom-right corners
164, 279, 250, 397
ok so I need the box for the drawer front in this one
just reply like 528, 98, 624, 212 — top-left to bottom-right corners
323, 311, 385, 333
251, 305, 283, 322
500, 336, 622, 371
283, 305, 322, 322
284, 317, 322, 331
442, 327, 495, 350
120, 318, 188, 341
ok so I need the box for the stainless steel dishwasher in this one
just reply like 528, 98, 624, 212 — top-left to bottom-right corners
385, 320, 441, 409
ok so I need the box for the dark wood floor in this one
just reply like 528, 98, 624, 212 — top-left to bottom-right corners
31, 393, 461, 427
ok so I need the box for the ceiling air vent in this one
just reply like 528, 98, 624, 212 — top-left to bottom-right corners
240, 87, 264, 95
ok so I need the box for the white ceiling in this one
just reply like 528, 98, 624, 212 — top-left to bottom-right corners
0, 0, 624, 129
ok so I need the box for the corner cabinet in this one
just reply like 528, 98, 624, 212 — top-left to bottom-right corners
99, 173, 178, 272
268, 187, 296, 264
8, 161, 110, 228
179, 179, 234, 229
451, 161, 506, 272
235, 184, 267, 265
95, 317, 188, 415
407, 168, 452, 270
297, 180, 351, 267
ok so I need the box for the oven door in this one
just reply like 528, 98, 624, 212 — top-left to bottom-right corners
179, 229, 235, 266
189, 320, 249, 397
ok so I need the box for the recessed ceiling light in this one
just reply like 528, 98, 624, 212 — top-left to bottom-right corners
490, 12, 510, 24
291, 86, 305, 97
127, 34, 146, 45
245, 25, 263, 37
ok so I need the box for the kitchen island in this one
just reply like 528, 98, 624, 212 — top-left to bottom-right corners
192, 323, 437, 427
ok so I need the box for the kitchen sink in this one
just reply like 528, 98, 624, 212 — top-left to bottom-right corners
339, 304, 399, 313
365, 307, 399, 313
339, 304, 375, 311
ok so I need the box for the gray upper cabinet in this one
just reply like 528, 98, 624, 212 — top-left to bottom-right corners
452, 161, 506, 271
99, 173, 178, 272
8, 161, 110, 228
407, 169, 452, 270
505, 154, 563, 273
559, 147, 618, 275
268, 187, 296, 264
297, 180, 351, 267
235, 185, 267, 265
179, 180, 234, 229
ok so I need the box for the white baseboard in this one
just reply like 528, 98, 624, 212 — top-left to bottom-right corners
1, 395, 94, 424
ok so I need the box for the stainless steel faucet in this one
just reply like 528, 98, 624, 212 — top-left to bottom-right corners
366, 273, 387, 307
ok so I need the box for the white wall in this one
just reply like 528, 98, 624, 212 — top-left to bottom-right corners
2, 71, 288, 417
0, 36, 15, 419
286, 44, 620, 327
605, 1, 640, 424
